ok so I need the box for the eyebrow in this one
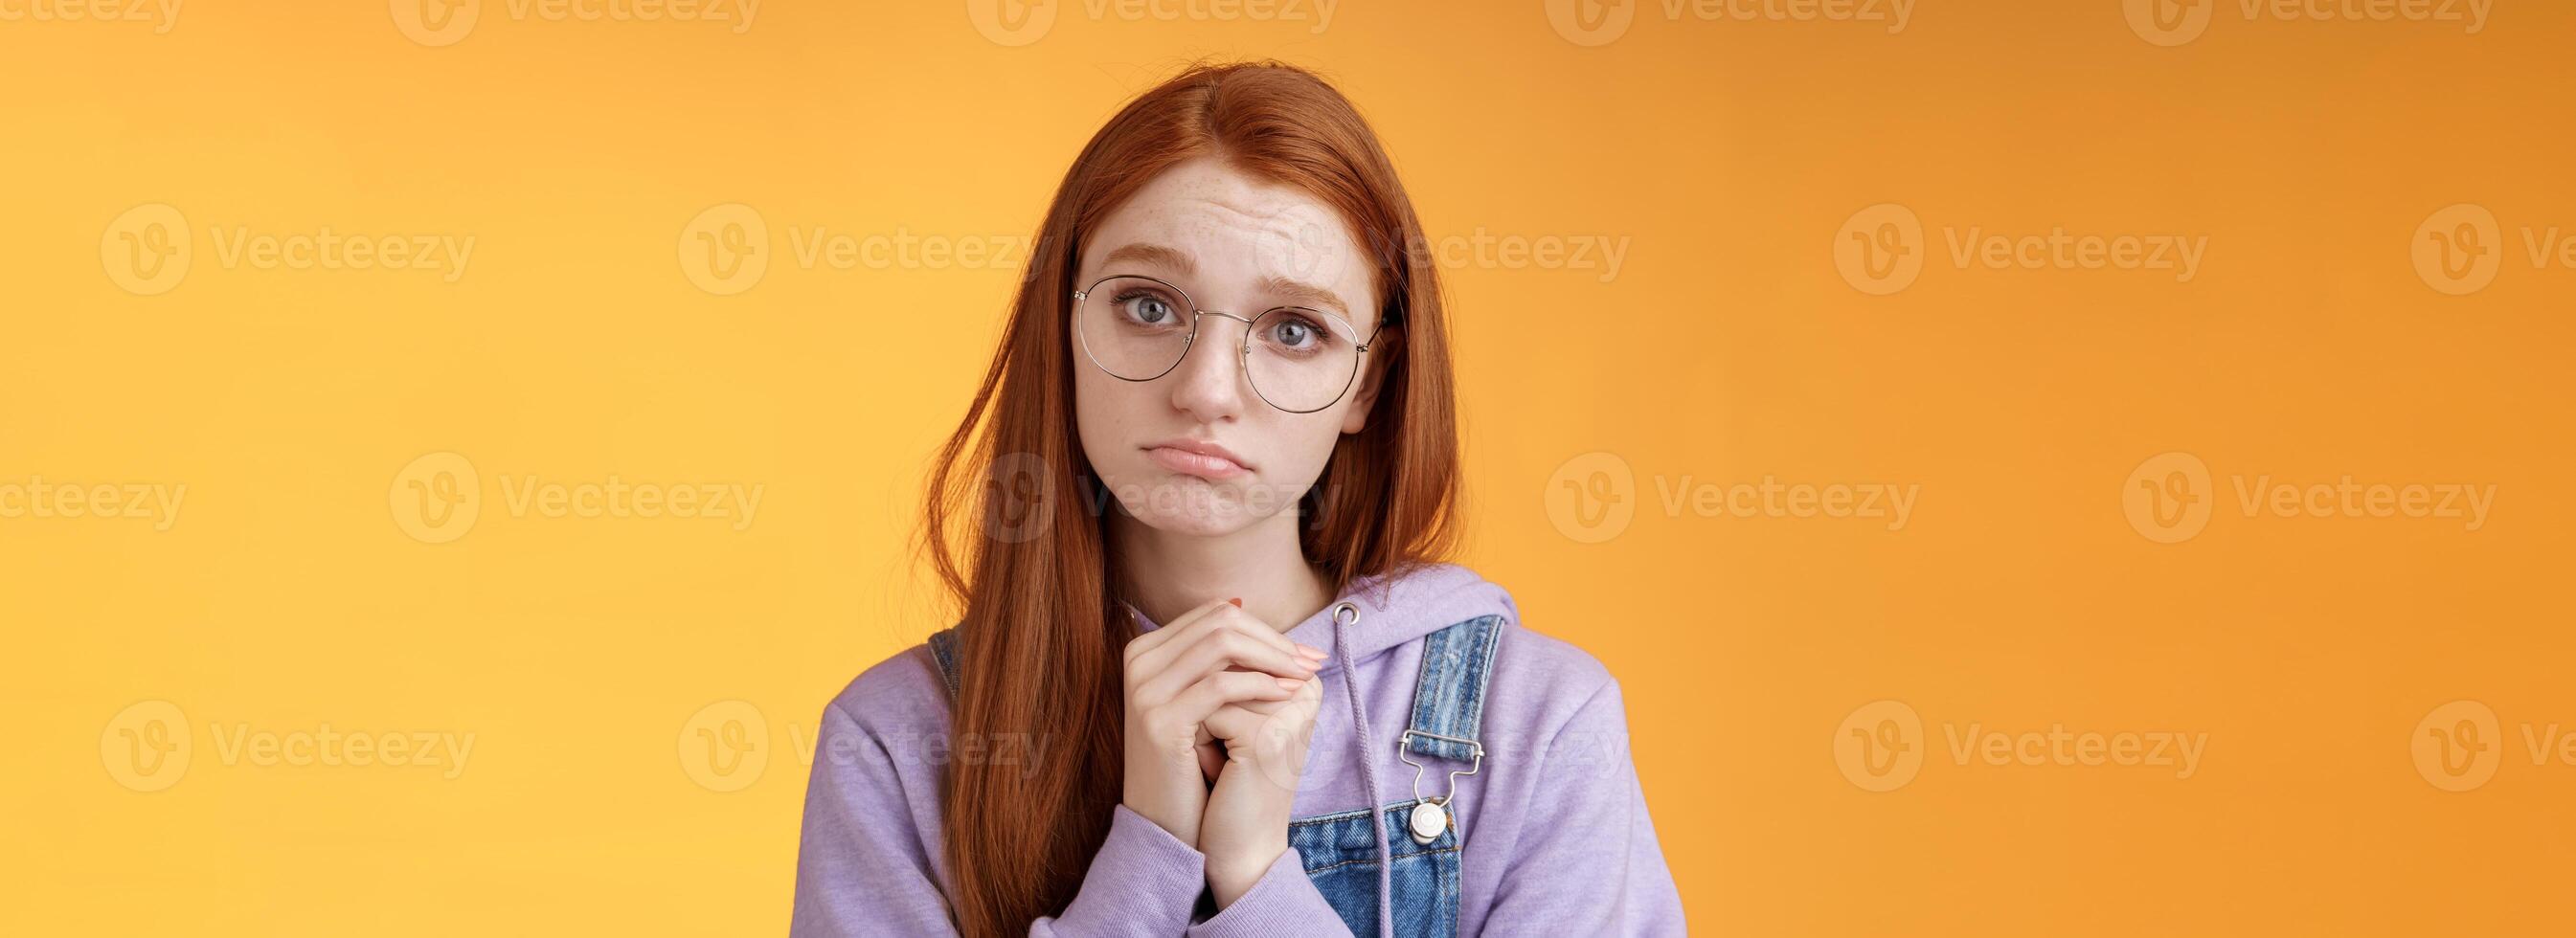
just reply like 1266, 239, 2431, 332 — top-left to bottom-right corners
1253, 275, 1352, 322
1096, 242, 1355, 322
1100, 242, 1196, 277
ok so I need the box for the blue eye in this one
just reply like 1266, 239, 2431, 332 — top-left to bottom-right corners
1118, 291, 1179, 326
1271, 319, 1314, 347
1257, 311, 1339, 356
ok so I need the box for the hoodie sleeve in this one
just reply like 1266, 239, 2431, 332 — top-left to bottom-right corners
789, 700, 1212, 937
1184, 846, 1355, 937
1480, 677, 1687, 936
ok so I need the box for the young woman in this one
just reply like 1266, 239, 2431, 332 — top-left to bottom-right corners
790, 61, 1683, 937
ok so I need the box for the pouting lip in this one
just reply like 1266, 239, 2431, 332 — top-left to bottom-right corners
1141, 437, 1254, 472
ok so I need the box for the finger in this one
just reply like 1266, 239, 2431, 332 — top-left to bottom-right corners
1227, 662, 1324, 716
1203, 702, 1266, 742
1140, 603, 1327, 682
1163, 671, 1302, 727
1132, 602, 1286, 681
1228, 696, 1291, 716
1205, 700, 1313, 752
1124, 598, 1243, 679
1122, 596, 1237, 665
1218, 684, 1319, 747
1138, 629, 1317, 704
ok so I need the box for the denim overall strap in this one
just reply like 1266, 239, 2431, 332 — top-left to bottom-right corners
1285, 613, 1505, 936
1401, 614, 1506, 764
926, 626, 962, 702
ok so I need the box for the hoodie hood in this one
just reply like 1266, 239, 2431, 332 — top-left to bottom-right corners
1294, 561, 1517, 677
1125, 561, 1516, 938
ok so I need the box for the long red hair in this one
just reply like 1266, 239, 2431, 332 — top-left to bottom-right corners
916, 60, 1460, 935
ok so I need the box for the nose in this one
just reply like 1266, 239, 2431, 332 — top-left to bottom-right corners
1164, 310, 1256, 423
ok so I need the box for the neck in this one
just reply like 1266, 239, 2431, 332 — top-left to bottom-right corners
1108, 505, 1333, 636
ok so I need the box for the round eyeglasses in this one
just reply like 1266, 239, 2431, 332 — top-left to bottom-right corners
1073, 273, 1384, 414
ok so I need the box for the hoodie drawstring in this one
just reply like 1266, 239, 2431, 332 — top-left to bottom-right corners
1330, 601, 1394, 938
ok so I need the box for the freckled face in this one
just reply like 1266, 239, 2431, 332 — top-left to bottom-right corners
1071, 158, 1383, 536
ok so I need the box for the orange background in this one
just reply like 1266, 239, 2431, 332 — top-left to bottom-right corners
5, 1, 2571, 934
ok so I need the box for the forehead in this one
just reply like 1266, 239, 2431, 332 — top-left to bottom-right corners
1079, 158, 1375, 312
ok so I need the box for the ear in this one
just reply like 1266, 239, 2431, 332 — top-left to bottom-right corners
1339, 349, 1388, 436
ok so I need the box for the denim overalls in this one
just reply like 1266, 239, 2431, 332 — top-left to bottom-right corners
928, 612, 1504, 937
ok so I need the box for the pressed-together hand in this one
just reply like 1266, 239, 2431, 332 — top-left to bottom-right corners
1200, 667, 1324, 907
1120, 597, 1329, 851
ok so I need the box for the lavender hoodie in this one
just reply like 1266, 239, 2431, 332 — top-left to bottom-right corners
790, 563, 1685, 935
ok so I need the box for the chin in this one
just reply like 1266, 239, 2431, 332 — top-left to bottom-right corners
1102, 470, 1279, 537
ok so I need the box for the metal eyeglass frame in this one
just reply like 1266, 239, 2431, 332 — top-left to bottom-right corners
1072, 272, 1388, 414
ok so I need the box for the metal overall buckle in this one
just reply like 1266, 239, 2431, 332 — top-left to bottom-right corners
1396, 729, 1482, 844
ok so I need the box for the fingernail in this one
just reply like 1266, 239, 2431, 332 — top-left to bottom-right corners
1228, 597, 1243, 608
1296, 643, 1325, 657
1275, 677, 1302, 691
